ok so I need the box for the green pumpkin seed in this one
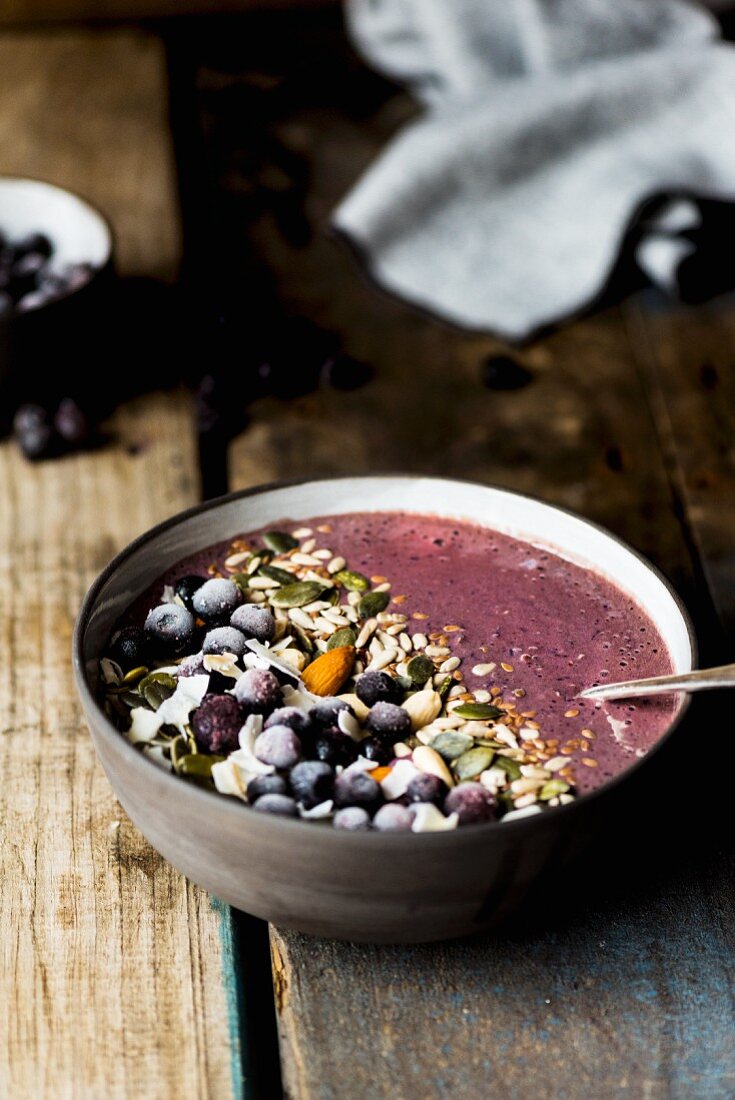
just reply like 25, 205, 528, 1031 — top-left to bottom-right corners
231, 572, 251, 594
430, 730, 474, 761
178, 753, 225, 780
138, 671, 177, 710
327, 627, 357, 650
334, 569, 370, 592
406, 654, 435, 685
494, 755, 522, 780
292, 624, 315, 655
270, 581, 327, 608
356, 590, 390, 619
263, 530, 298, 554
454, 746, 494, 781
121, 665, 149, 685
538, 779, 570, 801
258, 563, 296, 586
436, 675, 453, 701
450, 702, 504, 721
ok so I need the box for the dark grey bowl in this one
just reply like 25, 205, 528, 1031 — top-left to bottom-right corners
73, 476, 695, 942
0, 177, 113, 413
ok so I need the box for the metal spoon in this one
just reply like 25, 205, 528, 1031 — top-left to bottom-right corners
579, 663, 735, 702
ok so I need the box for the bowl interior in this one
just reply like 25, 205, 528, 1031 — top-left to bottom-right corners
0, 177, 111, 267
81, 476, 694, 698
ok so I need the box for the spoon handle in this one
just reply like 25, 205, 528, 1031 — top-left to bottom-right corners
578, 662, 735, 701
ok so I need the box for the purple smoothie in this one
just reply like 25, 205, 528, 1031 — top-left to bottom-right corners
140, 511, 678, 797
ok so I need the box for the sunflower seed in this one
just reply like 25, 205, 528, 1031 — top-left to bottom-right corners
439, 656, 461, 673
327, 556, 347, 574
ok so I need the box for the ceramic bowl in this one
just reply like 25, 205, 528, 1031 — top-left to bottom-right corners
73, 476, 695, 943
0, 177, 113, 413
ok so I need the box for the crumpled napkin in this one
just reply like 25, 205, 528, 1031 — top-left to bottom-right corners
333, 0, 735, 339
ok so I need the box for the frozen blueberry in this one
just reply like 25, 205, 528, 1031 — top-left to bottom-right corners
247, 774, 288, 802
13, 403, 58, 460
264, 706, 313, 738
372, 803, 412, 832
309, 697, 353, 729
177, 651, 205, 677
230, 604, 276, 644
144, 602, 196, 656
191, 578, 242, 624
357, 737, 391, 765
333, 806, 371, 831
356, 670, 402, 708
14, 231, 52, 258
202, 626, 248, 658
108, 625, 148, 670
13, 403, 48, 435
191, 694, 245, 754
54, 398, 90, 447
365, 701, 412, 744
252, 793, 298, 817
174, 574, 206, 611
254, 725, 302, 769
405, 773, 447, 807
289, 760, 334, 809
444, 782, 497, 825
233, 667, 283, 713
333, 770, 383, 815
313, 728, 358, 768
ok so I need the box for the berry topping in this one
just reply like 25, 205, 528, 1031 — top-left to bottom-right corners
174, 574, 206, 611
191, 578, 242, 623
372, 803, 413, 832
444, 782, 497, 825
405, 773, 447, 807
264, 707, 313, 737
254, 725, 302, 769
230, 604, 276, 644
289, 760, 334, 808
144, 603, 196, 656
333, 806, 371, 831
358, 737, 391, 765
312, 728, 358, 768
191, 694, 245, 754
108, 626, 148, 670
202, 626, 248, 658
252, 793, 298, 817
333, 770, 383, 814
309, 697, 353, 729
356, 669, 402, 708
247, 774, 288, 802
365, 701, 412, 743
233, 667, 283, 712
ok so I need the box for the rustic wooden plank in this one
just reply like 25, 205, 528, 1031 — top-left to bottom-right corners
0, 31, 240, 1100
0, 0, 332, 26
624, 291, 735, 649
0, 28, 181, 281
220, 56, 735, 1098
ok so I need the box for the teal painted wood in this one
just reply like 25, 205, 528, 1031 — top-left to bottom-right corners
213, 899, 246, 1100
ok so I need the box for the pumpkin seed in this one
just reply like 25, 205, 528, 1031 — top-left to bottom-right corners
334, 569, 370, 592
450, 702, 504, 721
258, 563, 296, 586
177, 753, 225, 784
230, 572, 251, 594
430, 730, 474, 761
454, 746, 494, 781
138, 671, 177, 710
121, 665, 148, 685
406, 654, 435, 685
538, 779, 571, 801
327, 627, 357, 650
291, 624, 315, 654
494, 755, 522, 780
436, 675, 453, 700
357, 590, 390, 619
263, 530, 298, 554
270, 581, 327, 608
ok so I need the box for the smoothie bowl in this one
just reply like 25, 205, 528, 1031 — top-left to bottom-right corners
74, 477, 694, 942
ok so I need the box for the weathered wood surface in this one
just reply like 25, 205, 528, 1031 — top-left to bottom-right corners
0, 31, 238, 1100
219, 40, 735, 1099
0, 0, 331, 27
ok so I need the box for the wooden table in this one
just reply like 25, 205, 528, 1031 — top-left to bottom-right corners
2, 13, 734, 1099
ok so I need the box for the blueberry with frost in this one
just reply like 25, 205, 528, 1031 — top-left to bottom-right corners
144, 603, 196, 656
230, 604, 276, 644
191, 577, 242, 624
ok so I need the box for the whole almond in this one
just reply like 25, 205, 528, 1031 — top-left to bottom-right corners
302, 645, 355, 696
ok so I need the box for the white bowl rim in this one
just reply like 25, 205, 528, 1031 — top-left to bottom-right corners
0, 175, 113, 267
73, 474, 697, 844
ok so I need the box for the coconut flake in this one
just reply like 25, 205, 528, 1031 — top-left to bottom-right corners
142, 744, 172, 771
156, 673, 210, 733
281, 683, 315, 711
127, 707, 164, 744
161, 584, 176, 604
298, 799, 334, 820
380, 758, 421, 801
212, 759, 247, 798
238, 713, 264, 752
342, 756, 379, 776
410, 803, 459, 833
502, 805, 543, 822
337, 708, 361, 741
203, 652, 242, 679
244, 638, 304, 680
